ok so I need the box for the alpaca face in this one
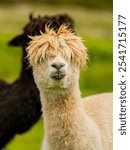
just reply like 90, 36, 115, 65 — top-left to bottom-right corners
32, 55, 80, 92
27, 25, 88, 92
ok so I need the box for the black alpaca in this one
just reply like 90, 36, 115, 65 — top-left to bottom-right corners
0, 14, 74, 149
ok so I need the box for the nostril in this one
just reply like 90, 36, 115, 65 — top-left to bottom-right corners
51, 64, 57, 69
51, 63, 65, 70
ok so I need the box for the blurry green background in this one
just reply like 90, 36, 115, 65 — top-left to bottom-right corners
0, 0, 112, 149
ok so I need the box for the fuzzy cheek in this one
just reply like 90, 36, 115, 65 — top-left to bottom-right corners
34, 74, 50, 90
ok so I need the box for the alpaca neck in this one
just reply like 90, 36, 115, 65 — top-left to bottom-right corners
40, 83, 91, 149
41, 83, 82, 115
20, 49, 33, 78
41, 83, 83, 114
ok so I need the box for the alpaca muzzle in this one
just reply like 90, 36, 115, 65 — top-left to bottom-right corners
50, 71, 66, 80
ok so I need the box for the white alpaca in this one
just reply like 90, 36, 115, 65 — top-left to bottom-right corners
27, 25, 112, 150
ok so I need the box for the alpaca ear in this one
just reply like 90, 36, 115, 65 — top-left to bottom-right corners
29, 13, 35, 21
8, 33, 27, 47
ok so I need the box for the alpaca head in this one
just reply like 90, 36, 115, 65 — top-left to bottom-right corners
27, 25, 88, 93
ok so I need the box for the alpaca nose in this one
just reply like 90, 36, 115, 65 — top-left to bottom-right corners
51, 62, 65, 70
50, 61, 66, 80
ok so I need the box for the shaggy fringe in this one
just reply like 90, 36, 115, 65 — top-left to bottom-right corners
27, 25, 88, 67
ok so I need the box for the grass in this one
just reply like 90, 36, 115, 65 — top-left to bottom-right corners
0, 3, 112, 150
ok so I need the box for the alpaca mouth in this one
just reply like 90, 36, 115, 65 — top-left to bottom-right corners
50, 72, 66, 81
